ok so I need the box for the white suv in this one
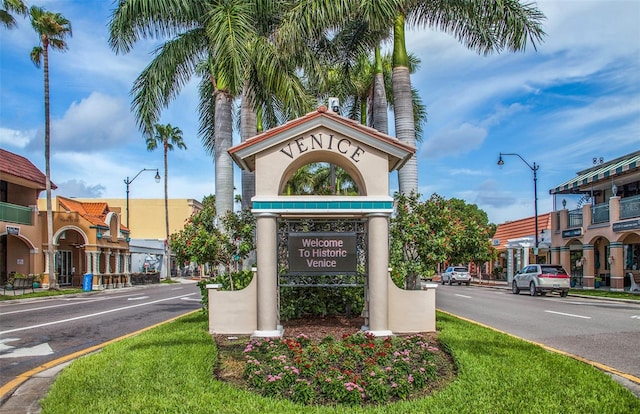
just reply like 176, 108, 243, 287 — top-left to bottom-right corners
512, 264, 570, 297
441, 266, 471, 286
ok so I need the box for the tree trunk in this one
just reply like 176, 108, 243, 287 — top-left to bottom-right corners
372, 45, 388, 135
240, 84, 256, 211
163, 144, 171, 279
214, 91, 235, 222
43, 42, 57, 290
392, 13, 418, 194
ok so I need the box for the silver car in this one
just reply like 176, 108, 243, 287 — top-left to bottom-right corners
441, 266, 471, 286
512, 264, 570, 297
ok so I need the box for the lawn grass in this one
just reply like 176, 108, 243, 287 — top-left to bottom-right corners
570, 289, 640, 301
39, 311, 639, 413
0, 288, 84, 301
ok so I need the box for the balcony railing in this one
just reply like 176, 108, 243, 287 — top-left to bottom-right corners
567, 209, 582, 228
620, 195, 640, 219
0, 201, 33, 225
591, 202, 609, 224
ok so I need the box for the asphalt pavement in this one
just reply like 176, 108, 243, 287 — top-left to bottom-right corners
0, 277, 200, 414
1, 279, 638, 413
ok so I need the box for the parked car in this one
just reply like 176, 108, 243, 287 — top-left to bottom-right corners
512, 264, 570, 297
441, 266, 471, 286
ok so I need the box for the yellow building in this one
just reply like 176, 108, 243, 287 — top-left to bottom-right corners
39, 198, 203, 278
70, 198, 203, 240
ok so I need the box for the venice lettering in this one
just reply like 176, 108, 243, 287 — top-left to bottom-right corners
279, 133, 365, 162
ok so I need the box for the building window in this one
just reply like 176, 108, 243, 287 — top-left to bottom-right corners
626, 244, 640, 271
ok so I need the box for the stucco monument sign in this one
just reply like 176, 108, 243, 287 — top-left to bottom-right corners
207, 106, 438, 338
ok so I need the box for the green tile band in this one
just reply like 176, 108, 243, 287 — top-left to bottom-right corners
252, 200, 393, 210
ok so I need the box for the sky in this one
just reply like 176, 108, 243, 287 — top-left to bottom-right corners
1, 0, 639, 225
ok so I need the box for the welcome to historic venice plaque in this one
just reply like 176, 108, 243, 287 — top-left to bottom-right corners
288, 232, 357, 274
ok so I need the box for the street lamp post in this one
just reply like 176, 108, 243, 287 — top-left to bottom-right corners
124, 168, 161, 228
497, 152, 540, 257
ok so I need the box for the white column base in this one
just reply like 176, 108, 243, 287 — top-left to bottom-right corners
366, 330, 394, 337
252, 325, 284, 338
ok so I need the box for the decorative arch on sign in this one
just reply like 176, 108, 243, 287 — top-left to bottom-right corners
278, 150, 366, 196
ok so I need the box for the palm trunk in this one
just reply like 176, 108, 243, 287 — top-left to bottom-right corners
392, 13, 418, 194
43, 41, 56, 290
214, 90, 235, 222
163, 144, 171, 279
372, 45, 388, 135
240, 83, 256, 211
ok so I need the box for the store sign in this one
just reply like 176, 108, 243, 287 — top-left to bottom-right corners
612, 219, 640, 232
6, 226, 19, 235
289, 232, 357, 274
562, 228, 582, 238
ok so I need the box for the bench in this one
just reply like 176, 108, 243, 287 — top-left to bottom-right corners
628, 272, 640, 292
2, 275, 35, 295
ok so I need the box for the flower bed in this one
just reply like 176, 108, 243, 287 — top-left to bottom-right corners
239, 331, 455, 406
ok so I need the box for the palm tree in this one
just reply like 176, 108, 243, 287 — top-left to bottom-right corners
109, 1, 311, 221
304, 1, 544, 194
29, 6, 72, 290
146, 123, 187, 280
1, 0, 27, 29
392, 0, 546, 193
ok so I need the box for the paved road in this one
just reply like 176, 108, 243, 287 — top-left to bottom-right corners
0, 282, 202, 389
436, 283, 640, 381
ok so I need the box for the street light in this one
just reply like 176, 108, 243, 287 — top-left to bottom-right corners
497, 152, 540, 255
124, 168, 161, 228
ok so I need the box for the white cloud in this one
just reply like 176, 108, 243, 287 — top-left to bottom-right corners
420, 123, 487, 159
0, 127, 36, 148
26, 92, 137, 152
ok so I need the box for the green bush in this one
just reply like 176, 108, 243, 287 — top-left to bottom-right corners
280, 286, 364, 320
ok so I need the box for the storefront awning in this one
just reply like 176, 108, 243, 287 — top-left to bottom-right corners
550, 151, 640, 195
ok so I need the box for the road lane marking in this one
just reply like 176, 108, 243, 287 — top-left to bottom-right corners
0, 309, 201, 401
454, 294, 472, 299
128, 296, 149, 301
181, 297, 201, 302
0, 338, 54, 358
631, 315, 640, 319
544, 310, 591, 319
0, 292, 157, 316
0, 293, 198, 335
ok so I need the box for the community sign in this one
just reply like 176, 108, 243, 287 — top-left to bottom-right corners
288, 232, 357, 274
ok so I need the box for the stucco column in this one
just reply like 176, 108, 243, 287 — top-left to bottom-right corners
522, 246, 530, 267
104, 250, 112, 274
609, 196, 620, 222
92, 251, 101, 275
609, 241, 624, 292
367, 213, 392, 336
85, 251, 92, 274
551, 246, 561, 266
559, 247, 570, 276
254, 213, 281, 337
506, 248, 514, 283
582, 244, 595, 289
